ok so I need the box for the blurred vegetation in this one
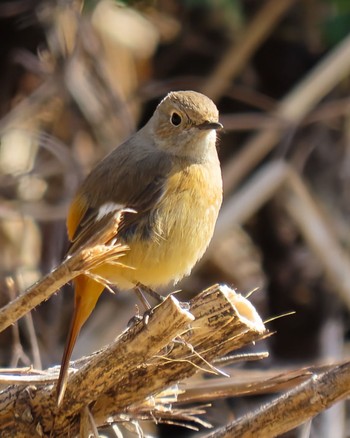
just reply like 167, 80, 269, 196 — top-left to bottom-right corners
1, 0, 350, 436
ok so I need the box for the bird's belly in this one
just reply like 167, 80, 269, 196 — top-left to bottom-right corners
95, 202, 219, 288
94, 164, 222, 289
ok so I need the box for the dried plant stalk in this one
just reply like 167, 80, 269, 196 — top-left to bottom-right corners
210, 160, 350, 309
202, 0, 297, 100
203, 361, 350, 438
0, 285, 266, 437
282, 169, 350, 309
223, 32, 350, 193
0, 211, 127, 334
91, 286, 266, 423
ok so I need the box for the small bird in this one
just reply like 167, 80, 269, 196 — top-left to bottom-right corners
57, 90, 223, 404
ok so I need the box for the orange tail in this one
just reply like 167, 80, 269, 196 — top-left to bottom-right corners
56, 275, 104, 406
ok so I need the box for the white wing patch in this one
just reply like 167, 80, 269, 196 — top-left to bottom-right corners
96, 202, 125, 221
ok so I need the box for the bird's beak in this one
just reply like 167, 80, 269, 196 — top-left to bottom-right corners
197, 121, 223, 131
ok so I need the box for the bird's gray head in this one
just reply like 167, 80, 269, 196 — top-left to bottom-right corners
149, 90, 222, 160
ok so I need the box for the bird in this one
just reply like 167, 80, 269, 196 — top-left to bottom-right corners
56, 90, 223, 405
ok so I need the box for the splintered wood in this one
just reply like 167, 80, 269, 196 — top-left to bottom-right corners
0, 285, 266, 437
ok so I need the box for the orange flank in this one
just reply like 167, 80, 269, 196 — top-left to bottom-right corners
66, 194, 88, 241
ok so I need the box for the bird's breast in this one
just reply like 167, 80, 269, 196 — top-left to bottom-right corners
96, 160, 222, 288
158, 161, 222, 247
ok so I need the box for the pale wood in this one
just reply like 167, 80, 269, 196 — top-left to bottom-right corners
208, 161, 350, 309
214, 160, 289, 242
203, 361, 350, 438
283, 168, 350, 309
202, 0, 297, 100
222, 32, 350, 194
0, 285, 266, 437
0, 211, 127, 334
91, 286, 266, 424
176, 362, 350, 404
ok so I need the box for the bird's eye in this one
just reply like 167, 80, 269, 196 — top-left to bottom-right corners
170, 112, 182, 126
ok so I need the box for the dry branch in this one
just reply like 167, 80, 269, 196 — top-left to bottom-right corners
176, 361, 350, 404
0, 211, 128, 333
282, 169, 350, 309
0, 285, 266, 437
223, 32, 350, 194
203, 361, 350, 438
202, 0, 298, 100
215, 160, 289, 239
211, 160, 350, 308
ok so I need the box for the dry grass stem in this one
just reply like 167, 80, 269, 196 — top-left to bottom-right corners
202, 0, 298, 100
0, 211, 128, 334
223, 32, 350, 194
0, 285, 266, 436
282, 169, 350, 309
215, 160, 289, 238
177, 361, 350, 404
203, 361, 350, 438
211, 160, 350, 308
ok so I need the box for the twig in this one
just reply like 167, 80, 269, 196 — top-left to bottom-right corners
89, 286, 266, 430
220, 97, 350, 132
7, 274, 43, 370
210, 160, 350, 308
202, 0, 298, 100
5, 277, 31, 368
176, 367, 312, 404
55, 296, 194, 418
0, 285, 266, 436
175, 361, 350, 405
223, 32, 350, 194
0, 211, 128, 334
23, 312, 42, 370
203, 361, 350, 438
282, 168, 350, 309
215, 160, 289, 240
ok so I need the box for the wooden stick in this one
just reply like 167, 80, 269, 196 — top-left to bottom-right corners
0, 211, 127, 333
203, 361, 350, 438
90, 285, 266, 431
223, 32, 350, 194
209, 160, 350, 308
202, 0, 298, 100
214, 160, 289, 242
0, 285, 266, 437
282, 168, 350, 309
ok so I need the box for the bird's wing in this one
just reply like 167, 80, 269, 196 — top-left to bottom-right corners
66, 145, 172, 255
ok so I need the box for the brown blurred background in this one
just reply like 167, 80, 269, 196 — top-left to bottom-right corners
1, 0, 350, 436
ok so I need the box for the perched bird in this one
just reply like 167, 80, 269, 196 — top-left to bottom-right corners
57, 90, 223, 404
